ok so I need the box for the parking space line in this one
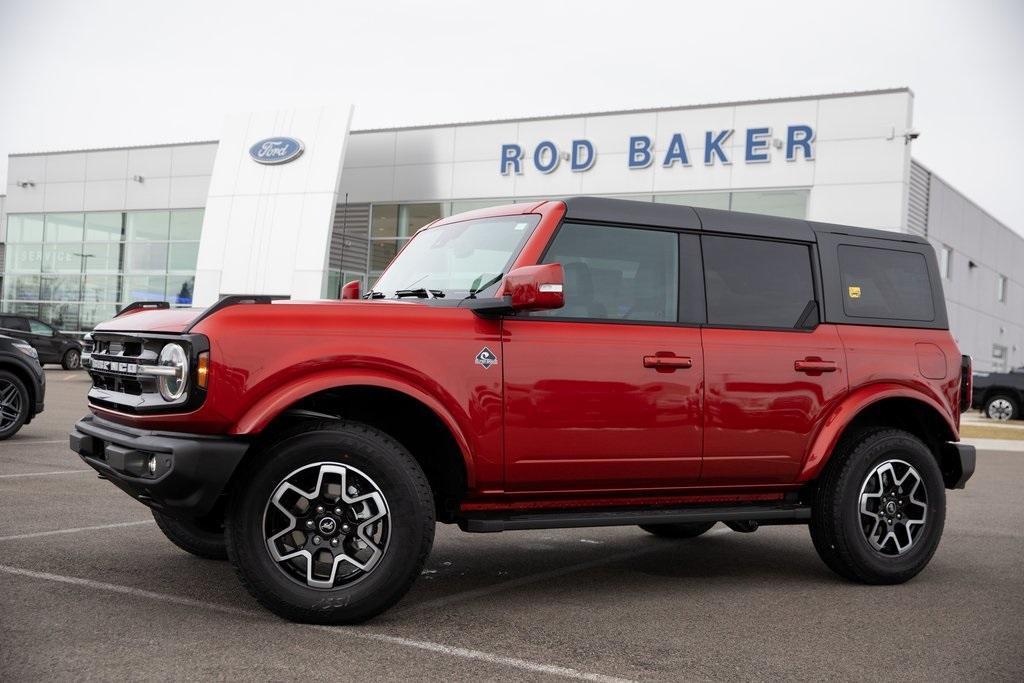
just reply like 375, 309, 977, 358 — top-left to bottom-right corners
394, 527, 730, 617
0, 563, 633, 682
0, 469, 90, 479
0, 520, 154, 542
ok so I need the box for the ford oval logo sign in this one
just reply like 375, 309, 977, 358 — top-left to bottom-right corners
249, 137, 304, 165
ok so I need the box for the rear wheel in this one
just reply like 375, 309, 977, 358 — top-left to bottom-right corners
225, 421, 434, 624
810, 429, 945, 584
0, 371, 29, 440
984, 394, 1018, 421
152, 510, 227, 560
639, 521, 716, 538
61, 348, 81, 370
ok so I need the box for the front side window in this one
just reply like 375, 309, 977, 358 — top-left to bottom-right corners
703, 236, 815, 328
838, 245, 935, 322
371, 215, 539, 297
535, 223, 679, 323
28, 319, 53, 336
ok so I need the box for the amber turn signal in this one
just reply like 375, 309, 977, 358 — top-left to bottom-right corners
196, 351, 210, 389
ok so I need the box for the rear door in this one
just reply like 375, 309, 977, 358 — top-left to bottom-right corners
502, 222, 706, 492
700, 234, 848, 484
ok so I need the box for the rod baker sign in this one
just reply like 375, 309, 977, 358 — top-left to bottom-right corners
499, 125, 814, 175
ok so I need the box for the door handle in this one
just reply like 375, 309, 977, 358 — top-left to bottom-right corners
794, 358, 837, 374
643, 355, 693, 370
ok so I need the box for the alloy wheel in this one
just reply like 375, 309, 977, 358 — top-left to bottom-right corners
65, 349, 81, 370
987, 398, 1014, 421
262, 462, 391, 589
858, 459, 928, 556
0, 379, 24, 432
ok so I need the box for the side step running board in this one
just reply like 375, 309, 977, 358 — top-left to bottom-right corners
458, 504, 811, 533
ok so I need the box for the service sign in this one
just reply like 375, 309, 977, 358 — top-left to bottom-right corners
249, 137, 305, 165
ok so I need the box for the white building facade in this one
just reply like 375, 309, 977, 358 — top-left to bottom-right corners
1, 88, 1021, 370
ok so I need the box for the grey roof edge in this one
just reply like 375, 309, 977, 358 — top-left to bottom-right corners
350, 87, 914, 134
9, 139, 219, 158
911, 157, 1022, 240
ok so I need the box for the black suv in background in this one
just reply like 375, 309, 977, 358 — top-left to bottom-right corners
0, 334, 45, 439
972, 367, 1024, 420
0, 315, 83, 369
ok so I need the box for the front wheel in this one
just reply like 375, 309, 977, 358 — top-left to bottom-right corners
809, 429, 945, 584
984, 394, 1018, 421
61, 348, 81, 370
225, 421, 435, 624
0, 371, 30, 440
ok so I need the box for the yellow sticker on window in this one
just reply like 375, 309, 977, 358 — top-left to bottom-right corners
848, 285, 861, 299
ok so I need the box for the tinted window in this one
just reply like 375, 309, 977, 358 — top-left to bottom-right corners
29, 319, 54, 336
1, 317, 30, 332
703, 236, 815, 328
537, 223, 678, 322
838, 245, 935, 321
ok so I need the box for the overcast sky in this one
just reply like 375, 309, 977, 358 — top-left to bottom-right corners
1, 0, 1021, 234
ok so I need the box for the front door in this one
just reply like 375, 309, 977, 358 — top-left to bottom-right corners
502, 222, 705, 492
698, 234, 848, 484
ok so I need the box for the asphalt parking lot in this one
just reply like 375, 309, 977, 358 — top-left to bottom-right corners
1, 370, 1022, 681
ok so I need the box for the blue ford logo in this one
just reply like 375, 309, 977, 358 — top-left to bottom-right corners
249, 137, 304, 165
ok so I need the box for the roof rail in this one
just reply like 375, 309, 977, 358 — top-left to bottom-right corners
116, 301, 170, 317
185, 294, 290, 332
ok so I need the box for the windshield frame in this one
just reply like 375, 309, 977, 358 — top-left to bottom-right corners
370, 213, 541, 299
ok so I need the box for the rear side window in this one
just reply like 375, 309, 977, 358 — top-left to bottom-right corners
1, 317, 30, 332
838, 245, 935, 321
702, 236, 815, 328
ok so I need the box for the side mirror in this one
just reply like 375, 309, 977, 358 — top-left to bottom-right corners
503, 263, 565, 312
341, 280, 362, 300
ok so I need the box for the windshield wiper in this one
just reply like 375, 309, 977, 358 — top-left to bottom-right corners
362, 290, 386, 299
465, 273, 503, 299
394, 288, 446, 299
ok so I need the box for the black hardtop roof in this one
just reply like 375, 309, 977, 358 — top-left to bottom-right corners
560, 196, 928, 245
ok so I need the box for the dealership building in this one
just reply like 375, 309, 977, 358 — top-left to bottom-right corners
1, 87, 1021, 371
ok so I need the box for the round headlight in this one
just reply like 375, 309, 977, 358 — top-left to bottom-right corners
157, 343, 189, 401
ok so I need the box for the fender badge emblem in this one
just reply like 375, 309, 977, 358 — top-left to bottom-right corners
475, 347, 498, 369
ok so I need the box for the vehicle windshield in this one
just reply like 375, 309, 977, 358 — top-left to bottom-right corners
371, 215, 540, 297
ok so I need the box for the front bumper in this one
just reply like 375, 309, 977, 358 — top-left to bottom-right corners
70, 414, 248, 518
941, 442, 976, 489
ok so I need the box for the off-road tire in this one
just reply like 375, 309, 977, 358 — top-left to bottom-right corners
152, 510, 228, 560
0, 370, 30, 440
639, 522, 717, 538
984, 394, 1018, 421
225, 421, 435, 624
809, 428, 946, 584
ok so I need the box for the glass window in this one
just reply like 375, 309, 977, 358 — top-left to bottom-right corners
166, 274, 195, 304
122, 275, 167, 301
535, 223, 679, 322
3, 302, 40, 318
169, 209, 204, 241
370, 239, 404, 272
39, 303, 78, 331
997, 274, 1008, 303
1, 316, 30, 332
4, 275, 41, 301
80, 303, 118, 329
44, 213, 84, 242
838, 245, 935, 321
6, 214, 44, 242
372, 215, 540, 297
84, 212, 124, 241
127, 211, 170, 241
125, 242, 169, 272
703, 236, 815, 328
655, 192, 730, 210
28, 319, 53, 336
449, 199, 508, 215
730, 190, 809, 219
42, 244, 84, 273
40, 275, 82, 301
167, 242, 199, 271
371, 205, 399, 239
5, 244, 44, 272
938, 244, 953, 280
81, 242, 123, 273
82, 275, 121, 302
400, 203, 443, 237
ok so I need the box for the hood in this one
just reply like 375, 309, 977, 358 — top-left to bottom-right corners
94, 307, 205, 334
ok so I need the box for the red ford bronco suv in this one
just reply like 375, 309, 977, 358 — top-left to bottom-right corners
71, 197, 975, 623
